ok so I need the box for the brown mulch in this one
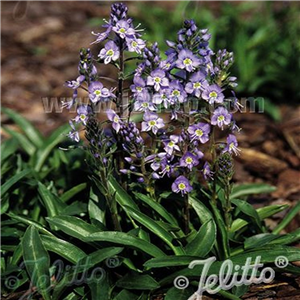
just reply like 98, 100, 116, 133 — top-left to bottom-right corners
1, 2, 300, 299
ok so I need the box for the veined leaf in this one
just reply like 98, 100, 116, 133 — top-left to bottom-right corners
230, 183, 276, 199
185, 219, 216, 257
22, 226, 51, 300
2, 107, 44, 148
133, 192, 178, 226
230, 204, 288, 233
116, 273, 159, 290
124, 205, 185, 255
46, 215, 99, 241
38, 182, 66, 217
108, 176, 138, 210
1, 169, 31, 197
85, 231, 166, 258
40, 235, 86, 264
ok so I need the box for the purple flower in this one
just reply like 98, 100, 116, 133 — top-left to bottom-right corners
141, 112, 164, 135
65, 75, 85, 89
74, 105, 92, 125
180, 152, 199, 171
163, 135, 180, 155
187, 122, 210, 143
67, 121, 80, 142
98, 41, 120, 64
134, 94, 156, 112
203, 162, 213, 181
171, 175, 193, 195
127, 38, 146, 54
88, 81, 115, 103
106, 109, 122, 133
112, 20, 136, 39
147, 69, 169, 92
153, 89, 172, 108
223, 134, 240, 156
211, 107, 232, 130
202, 84, 224, 104
185, 72, 207, 97
159, 52, 177, 71
176, 49, 201, 72
130, 76, 146, 96
91, 25, 112, 45
169, 80, 187, 103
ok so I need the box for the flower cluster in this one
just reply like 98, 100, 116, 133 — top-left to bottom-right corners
63, 3, 241, 197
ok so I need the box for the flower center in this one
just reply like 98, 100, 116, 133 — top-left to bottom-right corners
132, 41, 138, 47
154, 77, 161, 83
136, 87, 142, 92
106, 49, 114, 57
178, 183, 186, 190
209, 91, 218, 99
168, 141, 174, 147
183, 58, 192, 65
119, 28, 126, 34
95, 90, 102, 96
149, 120, 156, 126
142, 102, 149, 107
185, 157, 193, 164
194, 82, 201, 89
173, 90, 180, 97
218, 115, 225, 122
80, 114, 86, 120
229, 142, 234, 149
195, 129, 203, 137
113, 116, 119, 123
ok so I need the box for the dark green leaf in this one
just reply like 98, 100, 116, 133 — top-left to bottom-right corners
185, 219, 216, 257
22, 226, 51, 300
230, 183, 276, 199
116, 274, 159, 290
60, 183, 88, 203
85, 231, 166, 258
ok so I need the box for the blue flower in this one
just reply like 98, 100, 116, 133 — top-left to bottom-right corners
147, 69, 169, 92
202, 84, 224, 104
176, 49, 201, 72
88, 81, 115, 103
211, 107, 232, 130
74, 105, 92, 126
141, 112, 164, 135
98, 41, 120, 64
179, 152, 199, 171
223, 134, 240, 156
172, 176, 193, 195
185, 71, 207, 98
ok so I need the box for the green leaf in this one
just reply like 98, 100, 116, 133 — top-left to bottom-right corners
61, 183, 88, 203
230, 183, 276, 199
2, 107, 43, 148
144, 256, 198, 268
77, 247, 123, 269
108, 176, 138, 209
7, 212, 53, 236
33, 124, 70, 172
133, 192, 178, 226
40, 235, 86, 264
46, 216, 99, 241
21, 226, 51, 300
116, 273, 160, 290
1, 138, 18, 162
231, 199, 262, 230
185, 219, 216, 257
60, 201, 87, 216
273, 201, 300, 234
113, 290, 139, 300
1, 169, 31, 197
189, 196, 213, 223
124, 205, 185, 255
85, 231, 166, 258
244, 233, 279, 250
2, 126, 36, 156
165, 287, 195, 300
159, 246, 300, 286
230, 204, 288, 233
38, 182, 67, 217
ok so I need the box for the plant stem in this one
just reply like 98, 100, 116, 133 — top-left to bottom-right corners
184, 194, 190, 234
